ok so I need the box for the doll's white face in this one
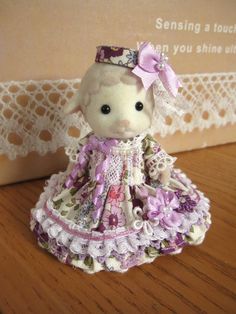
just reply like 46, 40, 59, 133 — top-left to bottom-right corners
84, 82, 153, 139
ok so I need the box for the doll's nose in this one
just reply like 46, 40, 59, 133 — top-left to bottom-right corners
117, 119, 130, 127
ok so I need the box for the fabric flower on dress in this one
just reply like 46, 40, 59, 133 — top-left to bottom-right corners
145, 188, 183, 230
132, 206, 159, 236
107, 185, 125, 206
162, 211, 183, 229
102, 206, 126, 230
145, 194, 164, 223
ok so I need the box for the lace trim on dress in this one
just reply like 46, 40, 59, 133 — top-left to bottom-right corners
146, 151, 177, 177
111, 131, 147, 150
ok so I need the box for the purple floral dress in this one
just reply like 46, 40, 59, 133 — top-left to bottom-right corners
30, 133, 211, 273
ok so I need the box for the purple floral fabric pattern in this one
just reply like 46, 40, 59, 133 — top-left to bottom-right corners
174, 189, 198, 213
103, 206, 126, 229
30, 133, 211, 273
95, 45, 138, 68
107, 185, 125, 205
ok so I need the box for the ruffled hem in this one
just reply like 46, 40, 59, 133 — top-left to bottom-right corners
30, 218, 208, 273
31, 204, 163, 256
30, 168, 211, 272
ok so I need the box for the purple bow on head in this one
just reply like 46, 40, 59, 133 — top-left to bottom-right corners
132, 42, 182, 97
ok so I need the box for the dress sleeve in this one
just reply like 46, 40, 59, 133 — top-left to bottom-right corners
65, 132, 92, 163
143, 134, 177, 179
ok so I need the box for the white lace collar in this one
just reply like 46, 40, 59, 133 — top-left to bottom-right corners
110, 130, 148, 150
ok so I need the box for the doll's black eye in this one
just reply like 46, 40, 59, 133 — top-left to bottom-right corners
135, 101, 144, 111
101, 104, 111, 114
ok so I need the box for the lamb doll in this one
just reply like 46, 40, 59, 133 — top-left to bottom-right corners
30, 42, 211, 273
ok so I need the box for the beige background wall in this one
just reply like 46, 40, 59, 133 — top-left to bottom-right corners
1, 0, 236, 82
0, 0, 236, 185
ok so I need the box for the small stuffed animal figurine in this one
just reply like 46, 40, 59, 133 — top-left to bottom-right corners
30, 42, 211, 273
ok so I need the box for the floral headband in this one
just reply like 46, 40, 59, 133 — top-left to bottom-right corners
95, 42, 182, 98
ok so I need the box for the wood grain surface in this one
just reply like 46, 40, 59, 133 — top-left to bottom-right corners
0, 143, 235, 314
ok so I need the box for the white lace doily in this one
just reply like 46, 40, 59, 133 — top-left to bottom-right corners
151, 72, 236, 137
0, 79, 91, 160
0, 72, 236, 160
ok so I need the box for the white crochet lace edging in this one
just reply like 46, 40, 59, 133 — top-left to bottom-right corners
151, 71, 236, 136
30, 170, 211, 259
146, 151, 177, 175
1, 72, 235, 159
0, 78, 91, 160
66, 131, 148, 163
113, 132, 146, 151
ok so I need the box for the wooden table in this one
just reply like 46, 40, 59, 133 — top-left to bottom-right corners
0, 143, 236, 314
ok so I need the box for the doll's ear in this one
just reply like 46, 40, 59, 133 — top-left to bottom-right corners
63, 92, 82, 114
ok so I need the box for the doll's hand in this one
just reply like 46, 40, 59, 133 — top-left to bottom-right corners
147, 155, 173, 182
66, 162, 75, 173
148, 165, 170, 183
159, 167, 171, 185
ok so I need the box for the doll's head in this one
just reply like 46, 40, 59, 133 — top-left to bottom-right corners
67, 63, 154, 139
65, 43, 181, 139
